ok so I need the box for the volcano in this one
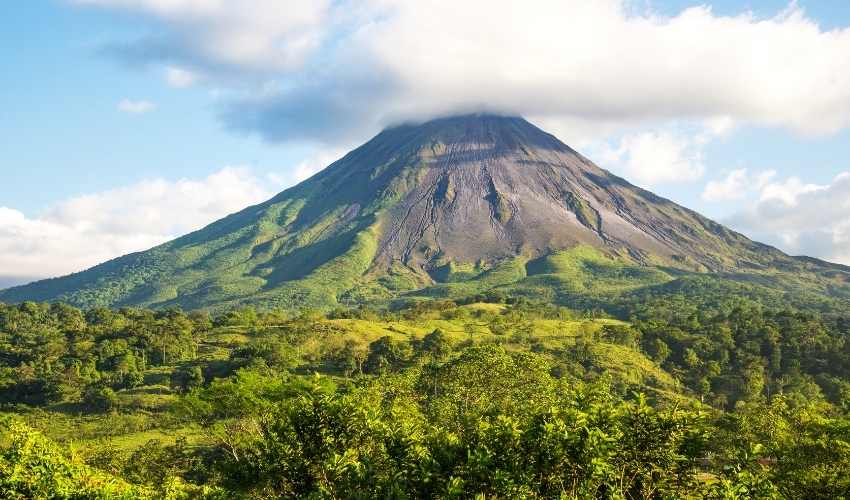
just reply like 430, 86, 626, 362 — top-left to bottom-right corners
2, 114, 847, 310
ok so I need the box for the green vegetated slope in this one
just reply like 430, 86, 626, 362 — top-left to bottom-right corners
0, 183, 384, 311
414, 245, 672, 302
0, 123, 425, 311
408, 245, 850, 317
5, 114, 850, 313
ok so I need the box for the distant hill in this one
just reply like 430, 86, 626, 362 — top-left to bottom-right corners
3, 114, 849, 311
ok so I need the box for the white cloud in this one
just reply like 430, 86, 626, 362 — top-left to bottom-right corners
118, 99, 156, 114
165, 65, 198, 88
702, 168, 776, 202
725, 173, 850, 264
589, 127, 708, 187
703, 116, 737, 137
0, 167, 284, 283
76, 1, 850, 143
703, 169, 749, 202
757, 176, 823, 205
76, 0, 333, 71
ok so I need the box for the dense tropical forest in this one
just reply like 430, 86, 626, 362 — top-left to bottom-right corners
1, 288, 849, 499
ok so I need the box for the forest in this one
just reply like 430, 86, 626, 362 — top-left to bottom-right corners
0, 292, 849, 499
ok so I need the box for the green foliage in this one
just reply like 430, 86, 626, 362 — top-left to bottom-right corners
83, 387, 119, 413
0, 303, 199, 408
198, 363, 850, 499
170, 366, 204, 394
634, 306, 850, 408
417, 328, 452, 360
0, 418, 150, 499
207, 376, 716, 498
0, 300, 848, 497
363, 335, 412, 374
715, 398, 850, 499
0, 418, 226, 499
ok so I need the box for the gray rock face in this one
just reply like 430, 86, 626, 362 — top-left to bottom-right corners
365, 114, 774, 273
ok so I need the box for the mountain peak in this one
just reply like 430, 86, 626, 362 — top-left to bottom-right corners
0, 114, 793, 310
377, 113, 574, 156
388, 112, 527, 130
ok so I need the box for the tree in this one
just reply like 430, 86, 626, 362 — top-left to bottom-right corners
229, 338, 297, 372
601, 324, 640, 348
83, 386, 119, 413
683, 348, 701, 369
419, 329, 452, 361
646, 337, 671, 364
171, 365, 204, 394
328, 339, 368, 376
123, 368, 145, 389
364, 336, 411, 374
0, 419, 216, 498
426, 344, 555, 425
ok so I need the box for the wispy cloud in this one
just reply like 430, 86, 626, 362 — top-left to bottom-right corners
117, 98, 156, 114
165, 66, 198, 88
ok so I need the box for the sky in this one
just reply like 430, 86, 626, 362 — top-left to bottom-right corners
3, 0, 850, 287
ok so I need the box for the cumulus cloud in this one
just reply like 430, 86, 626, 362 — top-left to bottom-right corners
702, 169, 776, 202
118, 99, 156, 114
590, 127, 708, 187
76, 0, 333, 72
757, 175, 824, 205
703, 169, 750, 202
0, 167, 286, 286
725, 173, 850, 264
77, 0, 850, 144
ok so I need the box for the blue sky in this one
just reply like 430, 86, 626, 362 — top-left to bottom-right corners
3, 0, 850, 285
2, 1, 310, 214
